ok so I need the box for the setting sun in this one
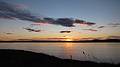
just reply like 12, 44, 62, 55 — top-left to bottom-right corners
65, 38, 73, 41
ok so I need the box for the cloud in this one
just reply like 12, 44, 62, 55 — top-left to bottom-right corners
2, 32, 13, 35
54, 18, 74, 27
74, 19, 96, 26
47, 38, 68, 40
60, 31, 71, 33
23, 27, 41, 32
108, 23, 120, 25
83, 29, 98, 32
108, 23, 120, 27
6, 33, 13, 35
43, 17, 55, 23
42, 18, 96, 27
0, 1, 41, 22
33, 18, 75, 27
98, 26, 105, 28
81, 38, 95, 40
17, 39, 33, 41
0, 1, 96, 27
108, 36, 120, 39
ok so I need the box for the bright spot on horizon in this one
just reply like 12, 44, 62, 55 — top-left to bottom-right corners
65, 38, 73, 41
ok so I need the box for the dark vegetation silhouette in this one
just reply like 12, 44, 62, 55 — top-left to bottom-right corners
0, 39, 120, 42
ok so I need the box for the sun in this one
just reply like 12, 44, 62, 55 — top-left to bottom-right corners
65, 38, 73, 41
63, 36, 73, 41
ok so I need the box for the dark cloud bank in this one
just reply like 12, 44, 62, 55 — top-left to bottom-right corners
0, 1, 96, 27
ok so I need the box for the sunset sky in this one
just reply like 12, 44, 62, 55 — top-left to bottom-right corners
0, 0, 120, 41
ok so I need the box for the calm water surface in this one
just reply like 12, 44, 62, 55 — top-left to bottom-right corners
0, 42, 120, 64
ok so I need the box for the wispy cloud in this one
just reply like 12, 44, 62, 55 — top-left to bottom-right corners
23, 27, 41, 32
108, 23, 120, 27
17, 39, 33, 41
5, 33, 13, 35
82, 29, 98, 32
98, 26, 105, 28
0, 1, 41, 22
74, 19, 96, 26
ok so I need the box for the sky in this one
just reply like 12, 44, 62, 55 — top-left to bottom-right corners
0, 0, 120, 41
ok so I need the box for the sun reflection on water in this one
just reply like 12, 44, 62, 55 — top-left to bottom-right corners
63, 43, 75, 59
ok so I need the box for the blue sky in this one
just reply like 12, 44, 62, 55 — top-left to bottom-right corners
0, 0, 120, 41
7, 0, 120, 23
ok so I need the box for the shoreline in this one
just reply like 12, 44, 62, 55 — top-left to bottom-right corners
0, 41, 120, 43
0, 39, 120, 43
0, 49, 119, 67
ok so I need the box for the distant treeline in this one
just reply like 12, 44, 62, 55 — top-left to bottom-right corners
0, 39, 120, 43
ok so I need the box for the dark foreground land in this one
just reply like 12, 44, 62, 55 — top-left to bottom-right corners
0, 49, 119, 67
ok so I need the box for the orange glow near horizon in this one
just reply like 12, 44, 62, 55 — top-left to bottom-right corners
64, 36, 74, 41
65, 38, 73, 41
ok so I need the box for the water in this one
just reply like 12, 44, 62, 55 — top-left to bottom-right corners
0, 42, 120, 64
